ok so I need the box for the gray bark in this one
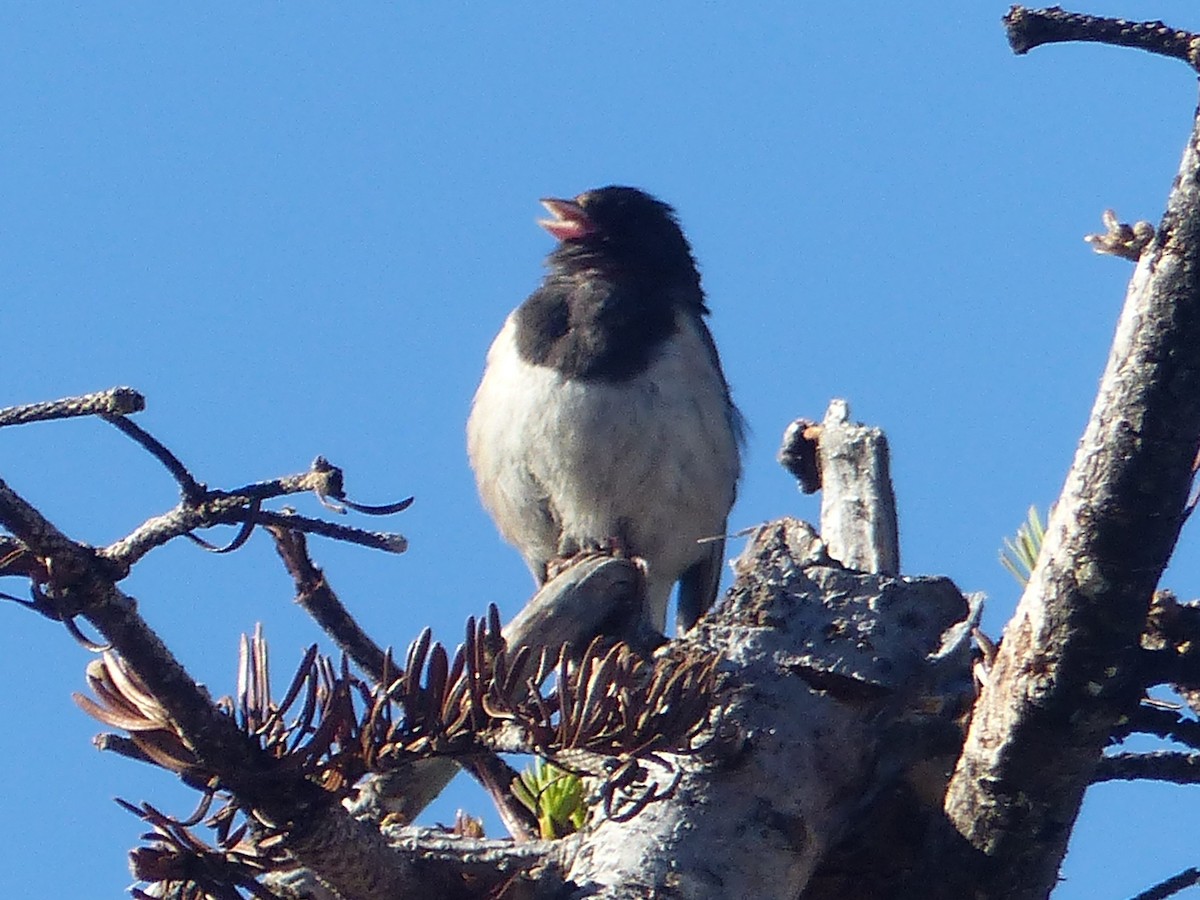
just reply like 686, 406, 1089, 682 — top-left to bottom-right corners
542, 403, 970, 898
816, 399, 900, 576
940, 86, 1200, 900
555, 520, 971, 899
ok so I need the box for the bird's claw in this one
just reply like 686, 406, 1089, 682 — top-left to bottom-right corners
547, 536, 638, 581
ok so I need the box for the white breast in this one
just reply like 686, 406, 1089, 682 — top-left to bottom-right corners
467, 311, 739, 629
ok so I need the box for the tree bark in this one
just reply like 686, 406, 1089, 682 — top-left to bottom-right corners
546, 403, 971, 898
940, 87, 1200, 900
552, 519, 971, 899
815, 399, 900, 576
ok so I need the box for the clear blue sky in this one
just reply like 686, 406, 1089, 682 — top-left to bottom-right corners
2, 4, 1198, 896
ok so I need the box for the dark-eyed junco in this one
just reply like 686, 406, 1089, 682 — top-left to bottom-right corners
467, 186, 742, 633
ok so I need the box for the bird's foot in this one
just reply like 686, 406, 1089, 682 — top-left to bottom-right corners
547, 536, 638, 581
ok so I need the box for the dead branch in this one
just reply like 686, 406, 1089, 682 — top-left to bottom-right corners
0, 386, 144, 427
813, 399, 899, 575
1093, 751, 1200, 785
269, 526, 389, 681
0, 394, 466, 900
1130, 866, 1200, 900
1004, 6, 1200, 71
6, 479, 473, 899
942, 12, 1200, 897
1111, 704, 1200, 751
100, 457, 408, 571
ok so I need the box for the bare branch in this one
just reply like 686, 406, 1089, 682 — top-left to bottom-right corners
816, 399, 899, 575
942, 31, 1200, 896
1112, 703, 1200, 751
0, 476, 458, 900
251, 509, 407, 554
99, 461, 408, 570
1130, 867, 1200, 900
0, 387, 144, 428
268, 526, 388, 682
1004, 6, 1200, 72
1093, 751, 1200, 785
102, 412, 205, 501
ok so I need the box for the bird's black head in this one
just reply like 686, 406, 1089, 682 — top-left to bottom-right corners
539, 186, 703, 302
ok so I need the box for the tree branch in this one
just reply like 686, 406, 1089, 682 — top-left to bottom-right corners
0, 386, 144, 428
1130, 866, 1200, 900
814, 399, 900, 575
942, 22, 1200, 896
99, 459, 408, 571
268, 526, 389, 682
0, 391, 412, 572
1004, 6, 1200, 72
1111, 703, 1200, 751
0, 476, 463, 900
1093, 751, 1200, 785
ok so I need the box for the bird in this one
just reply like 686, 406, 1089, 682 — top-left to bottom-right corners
467, 186, 742, 633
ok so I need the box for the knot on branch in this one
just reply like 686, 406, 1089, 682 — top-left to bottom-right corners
1085, 209, 1156, 261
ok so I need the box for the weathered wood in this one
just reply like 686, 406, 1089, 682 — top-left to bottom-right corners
556, 519, 972, 899
266, 830, 562, 900
815, 399, 900, 575
941, 92, 1200, 899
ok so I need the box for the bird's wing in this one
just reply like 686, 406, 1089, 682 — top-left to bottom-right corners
676, 531, 726, 633
693, 315, 747, 447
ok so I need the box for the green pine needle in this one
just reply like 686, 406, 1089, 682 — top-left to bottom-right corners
1000, 505, 1046, 587
512, 758, 588, 840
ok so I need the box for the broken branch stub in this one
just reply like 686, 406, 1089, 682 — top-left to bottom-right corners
814, 399, 901, 576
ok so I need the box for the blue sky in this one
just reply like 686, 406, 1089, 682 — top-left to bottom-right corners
2, 4, 1199, 896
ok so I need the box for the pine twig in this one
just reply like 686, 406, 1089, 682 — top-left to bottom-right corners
1004, 7, 1200, 72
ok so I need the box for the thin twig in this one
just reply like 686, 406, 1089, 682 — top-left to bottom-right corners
0, 474, 444, 900
1093, 751, 1200, 784
1130, 867, 1200, 900
253, 510, 407, 553
1004, 6, 1200, 72
267, 527, 388, 683
101, 471, 408, 570
0, 387, 144, 428
101, 413, 204, 501
1111, 704, 1200, 750
457, 753, 540, 843
2, 392, 410, 571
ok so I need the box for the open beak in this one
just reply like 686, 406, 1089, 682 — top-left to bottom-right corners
538, 198, 596, 242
